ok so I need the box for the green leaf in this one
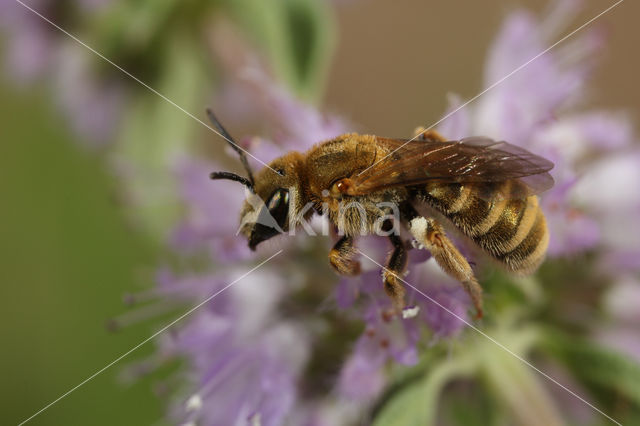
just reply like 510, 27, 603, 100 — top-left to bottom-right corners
93, 0, 181, 73
98, 0, 179, 50
227, 0, 335, 101
478, 329, 563, 426
541, 330, 640, 407
113, 33, 208, 242
373, 356, 478, 426
439, 381, 504, 426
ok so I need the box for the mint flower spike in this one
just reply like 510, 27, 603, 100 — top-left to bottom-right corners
135, 1, 638, 424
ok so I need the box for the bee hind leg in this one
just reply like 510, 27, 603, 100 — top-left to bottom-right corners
407, 215, 484, 318
329, 235, 361, 276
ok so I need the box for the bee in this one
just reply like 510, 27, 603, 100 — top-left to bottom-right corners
207, 109, 554, 318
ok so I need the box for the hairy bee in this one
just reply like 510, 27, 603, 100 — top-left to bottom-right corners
208, 109, 554, 318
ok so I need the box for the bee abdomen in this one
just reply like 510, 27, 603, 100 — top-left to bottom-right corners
474, 197, 548, 273
497, 208, 549, 273
422, 182, 548, 274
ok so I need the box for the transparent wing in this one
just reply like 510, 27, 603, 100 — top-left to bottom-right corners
348, 136, 554, 200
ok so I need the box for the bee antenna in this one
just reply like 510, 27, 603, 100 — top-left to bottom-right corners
210, 171, 255, 192
206, 108, 255, 187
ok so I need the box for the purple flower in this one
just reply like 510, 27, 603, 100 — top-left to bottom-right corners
420, 286, 470, 339
438, 0, 636, 259
1, 0, 124, 145
168, 319, 301, 426
542, 178, 600, 256
337, 333, 387, 401
334, 262, 470, 403
238, 68, 347, 150
130, 268, 311, 426
52, 44, 126, 145
210, 31, 347, 156
572, 151, 640, 273
172, 156, 253, 262
1, 0, 59, 84
595, 276, 640, 362
137, 1, 639, 424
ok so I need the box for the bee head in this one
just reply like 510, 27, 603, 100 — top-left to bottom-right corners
205, 109, 312, 250
238, 152, 308, 250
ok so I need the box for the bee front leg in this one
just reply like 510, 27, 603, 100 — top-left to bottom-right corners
329, 235, 361, 276
408, 216, 484, 318
382, 231, 409, 314
413, 127, 447, 142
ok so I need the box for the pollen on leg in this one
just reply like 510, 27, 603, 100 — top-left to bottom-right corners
409, 216, 486, 320
402, 305, 420, 319
409, 217, 429, 242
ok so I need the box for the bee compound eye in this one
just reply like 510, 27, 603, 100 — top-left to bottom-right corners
267, 190, 282, 210
266, 188, 289, 230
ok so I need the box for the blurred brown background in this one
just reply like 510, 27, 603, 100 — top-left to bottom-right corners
326, 0, 638, 138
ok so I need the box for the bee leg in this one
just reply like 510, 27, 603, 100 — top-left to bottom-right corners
381, 221, 409, 314
412, 127, 447, 142
329, 235, 361, 276
408, 216, 484, 318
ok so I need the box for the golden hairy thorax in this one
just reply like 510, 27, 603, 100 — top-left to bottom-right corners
302, 134, 408, 236
304, 133, 380, 195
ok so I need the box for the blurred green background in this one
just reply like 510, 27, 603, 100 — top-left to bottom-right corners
1, 1, 639, 425
0, 83, 164, 424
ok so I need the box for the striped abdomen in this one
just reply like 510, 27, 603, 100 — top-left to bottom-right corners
419, 182, 549, 274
